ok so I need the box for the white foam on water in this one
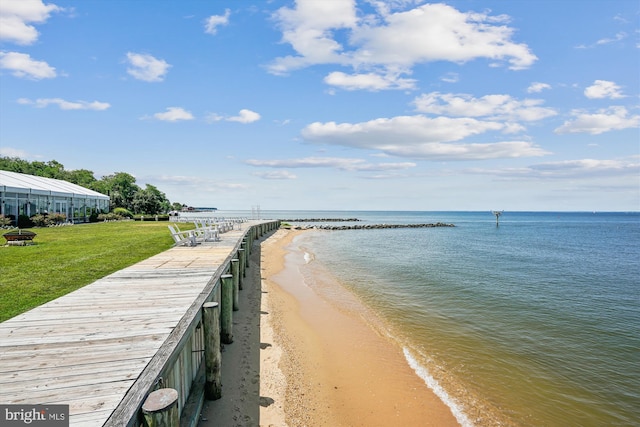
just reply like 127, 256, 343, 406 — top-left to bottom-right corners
303, 251, 313, 264
403, 347, 474, 427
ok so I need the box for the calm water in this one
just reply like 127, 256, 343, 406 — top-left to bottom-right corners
203, 210, 640, 426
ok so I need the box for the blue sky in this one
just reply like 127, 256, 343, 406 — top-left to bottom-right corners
1, 0, 638, 211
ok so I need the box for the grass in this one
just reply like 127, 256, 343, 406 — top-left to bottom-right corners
0, 221, 193, 322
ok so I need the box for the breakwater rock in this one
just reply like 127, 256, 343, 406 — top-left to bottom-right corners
280, 218, 361, 222
292, 222, 455, 230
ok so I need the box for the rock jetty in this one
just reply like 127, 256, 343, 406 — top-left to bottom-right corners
280, 218, 361, 222
291, 222, 455, 230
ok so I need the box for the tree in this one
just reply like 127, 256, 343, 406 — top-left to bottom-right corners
27, 160, 66, 179
97, 172, 140, 211
65, 169, 97, 188
132, 184, 170, 214
0, 157, 30, 172
0, 157, 67, 178
171, 202, 185, 211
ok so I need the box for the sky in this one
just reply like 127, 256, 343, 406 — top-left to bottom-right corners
0, 0, 638, 212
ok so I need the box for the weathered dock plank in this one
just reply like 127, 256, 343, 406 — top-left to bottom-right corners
0, 351, 154, 375
0, 359, 150, 394
0, 220, 274, 426
0, 344, 158, 365
66, 410, 114, 427
3, 380, 135, 406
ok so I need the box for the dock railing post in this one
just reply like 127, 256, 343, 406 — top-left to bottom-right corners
231, 259, 240, 310
203, 302, 222, 400
220, 274, 234, 344
238, 248, 246, 283
241, 239, 250, 269
142, 388, 179, 427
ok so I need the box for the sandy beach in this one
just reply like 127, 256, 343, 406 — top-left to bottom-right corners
200, 228, 459, 426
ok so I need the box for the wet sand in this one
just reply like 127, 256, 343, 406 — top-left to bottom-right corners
259, 228, 459, 426
199, 228, 459, 426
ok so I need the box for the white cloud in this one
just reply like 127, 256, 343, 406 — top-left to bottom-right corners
0, 146, 29, 158
596, 32, 627, 46
246, 156, 416, 171
204, 9, 230, 35
473, 158, 639, 179
554, 106, 639, 135
18, 97, 110, 110
324, 71, 415, 91
206, 113, 224, 122
151, 174, 249, 191
208, 109, 261, 124
351, 4, 536, 70
527, 82, 551, 93
441, 72, 459, 83
576, 31, 629, 49
0, 51, 56, 79
269, 0, 358, 75
0, 0, 61, 45
584, 80, 625, 99
152, 107, 194, 122
228, 109, 261, 123
253, 170, 298, 180
301, 115, 549, 160
530, 158, 639, 177
126, 52, 171, 82
413, 92, 557, 122
613, 14, 629, 24
268, 1, 537, 87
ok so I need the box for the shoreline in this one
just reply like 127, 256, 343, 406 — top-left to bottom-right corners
185, 214, 639, 427
259, 228, 459, 426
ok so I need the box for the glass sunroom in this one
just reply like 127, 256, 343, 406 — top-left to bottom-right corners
0, 170, 110, 224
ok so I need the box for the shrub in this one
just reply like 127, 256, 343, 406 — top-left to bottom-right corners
113, 207, 133, 218
0, 215, 12, 227
98, 212, 122, 221
18, 214, 34, 228
31, 214, 48, 227
134, 214, 169, 222
47, 213, 67, 225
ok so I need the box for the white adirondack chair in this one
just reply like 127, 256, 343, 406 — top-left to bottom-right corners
168, 224, 196, 246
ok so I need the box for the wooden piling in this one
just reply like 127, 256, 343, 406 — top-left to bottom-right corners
231, 259, 240, 307
241, 239, 250, 269
220, 274, 234, 344
202, 302, 222, 400
238, 248, 246, 280
142, 388, 179, 427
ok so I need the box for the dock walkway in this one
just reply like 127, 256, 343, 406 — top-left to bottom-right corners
0, 220, 278, 426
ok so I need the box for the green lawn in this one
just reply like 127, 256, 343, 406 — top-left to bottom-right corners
0, 221, 191, 322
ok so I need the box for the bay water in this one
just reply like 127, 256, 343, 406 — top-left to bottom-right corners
199, 210, 640, 426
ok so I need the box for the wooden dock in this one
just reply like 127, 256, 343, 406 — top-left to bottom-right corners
0, 220, 278, 426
